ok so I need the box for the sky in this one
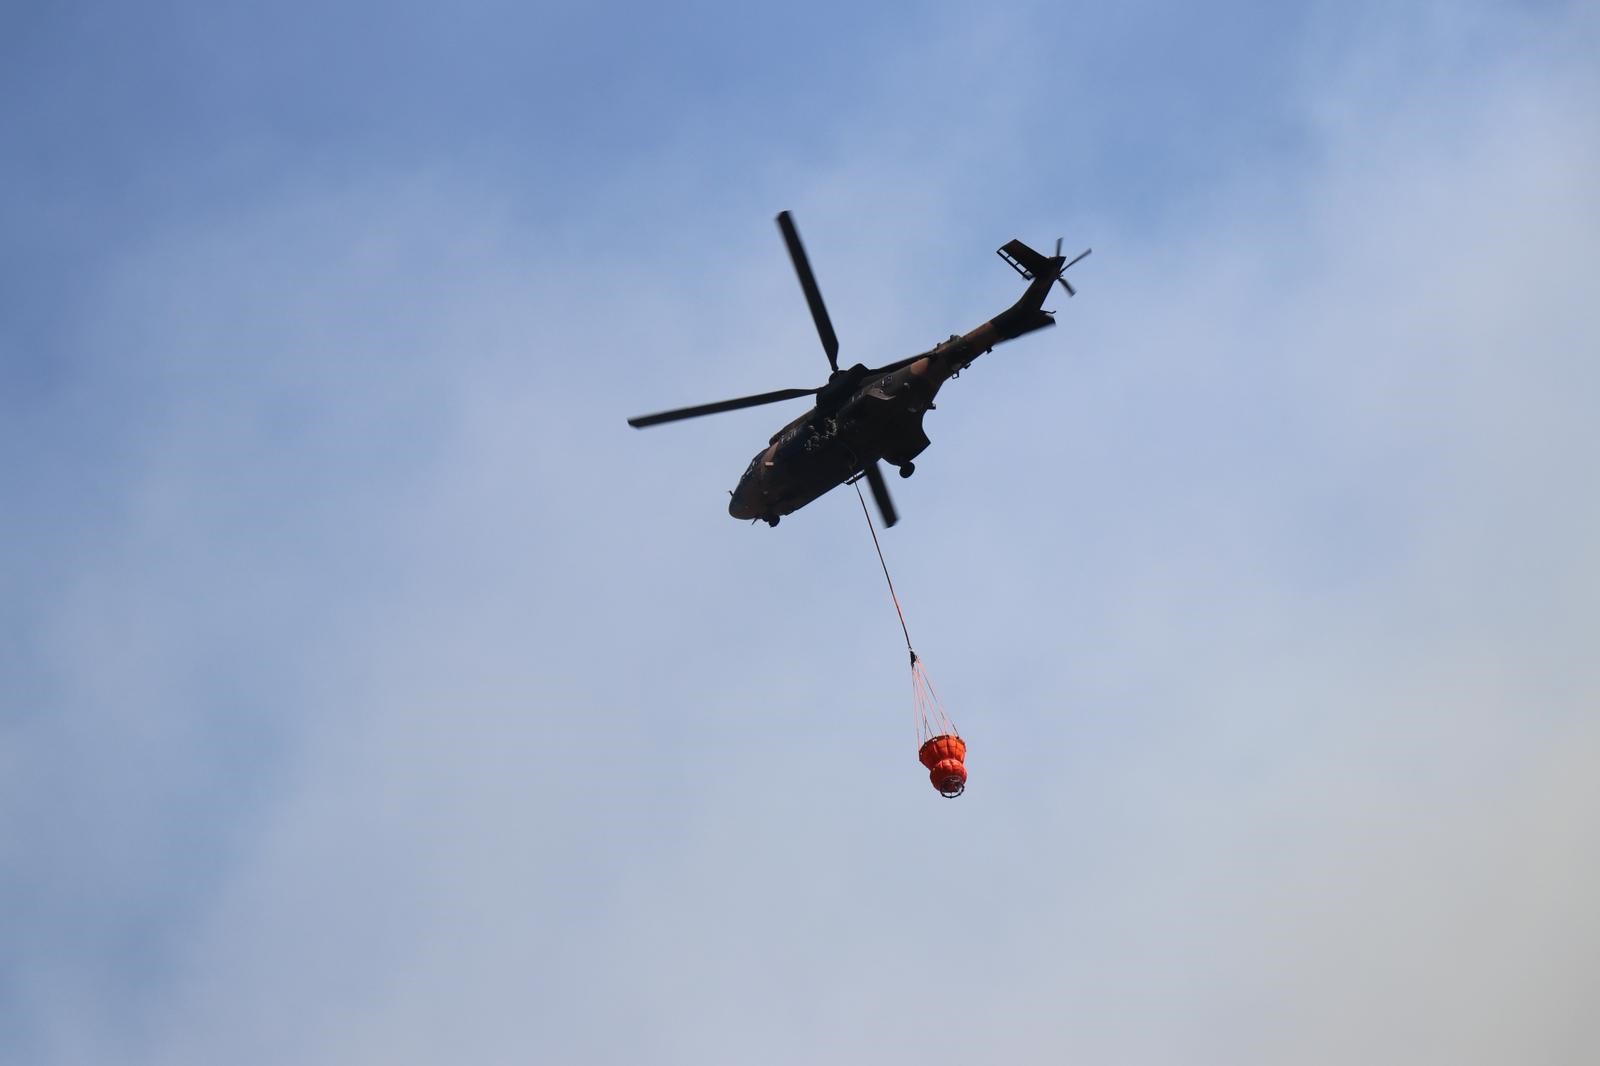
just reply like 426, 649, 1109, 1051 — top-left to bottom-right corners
3, 1, 1599, 1063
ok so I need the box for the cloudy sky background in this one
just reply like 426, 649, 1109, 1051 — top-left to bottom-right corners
5, 1, 1599, 1063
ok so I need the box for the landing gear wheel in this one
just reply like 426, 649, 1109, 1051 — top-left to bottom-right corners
898, 462, 915, 479
765, 515, 780, 527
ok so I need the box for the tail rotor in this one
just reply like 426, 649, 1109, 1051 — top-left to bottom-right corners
1054, 237, 1091, 297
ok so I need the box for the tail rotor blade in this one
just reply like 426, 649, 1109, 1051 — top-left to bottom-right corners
862, 461, 899, 528
776, 211, 841, 373
1057, 246, 1091, 297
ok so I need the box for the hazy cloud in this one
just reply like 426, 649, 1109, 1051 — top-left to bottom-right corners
4, 3, 1597, 1064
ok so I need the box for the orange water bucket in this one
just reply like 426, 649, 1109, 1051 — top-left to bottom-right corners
917, 734, 967, 797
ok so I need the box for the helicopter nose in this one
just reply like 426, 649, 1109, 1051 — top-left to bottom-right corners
728, 485, 759, 520
728, 466, 764, 520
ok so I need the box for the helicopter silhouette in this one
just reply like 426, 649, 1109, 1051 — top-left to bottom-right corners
628, 212, 1088, 528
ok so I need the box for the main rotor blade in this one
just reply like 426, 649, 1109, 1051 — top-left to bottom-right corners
627, 387, 819, 428
862, 461, 899, 528
776, 211, 840, 373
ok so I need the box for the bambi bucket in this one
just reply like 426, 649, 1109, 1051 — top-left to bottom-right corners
917, 734, 968, 797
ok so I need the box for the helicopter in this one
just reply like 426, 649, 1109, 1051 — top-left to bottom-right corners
627, 212, 1089, 528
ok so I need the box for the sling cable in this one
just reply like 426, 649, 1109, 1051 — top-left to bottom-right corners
854, 483, 968, 797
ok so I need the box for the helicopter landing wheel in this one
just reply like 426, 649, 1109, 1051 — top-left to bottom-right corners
898, 462, 915, 479
765, 515, 780, 527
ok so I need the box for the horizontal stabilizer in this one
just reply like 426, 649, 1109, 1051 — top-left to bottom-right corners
997, 239, 1051, 280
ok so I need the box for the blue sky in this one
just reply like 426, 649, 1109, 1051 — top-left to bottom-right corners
5, 2, 1599, 1063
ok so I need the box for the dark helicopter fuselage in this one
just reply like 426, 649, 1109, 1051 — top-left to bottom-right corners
728, 301, 1050, 525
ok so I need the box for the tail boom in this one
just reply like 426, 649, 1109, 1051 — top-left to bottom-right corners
915, 235, 1083, 386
